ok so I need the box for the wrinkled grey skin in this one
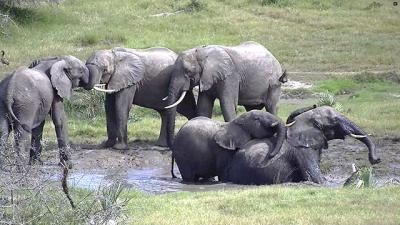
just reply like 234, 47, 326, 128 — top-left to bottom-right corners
1, 50, 9, 66
166, 41, 287, 147
85, 47, 196, 149
172, 110, 285, 182
0, 56, 89, 166
227, 106, 381, 185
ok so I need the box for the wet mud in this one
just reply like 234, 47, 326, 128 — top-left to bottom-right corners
38, 137, 400, 194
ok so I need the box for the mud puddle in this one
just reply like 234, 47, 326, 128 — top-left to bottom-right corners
63, 167, 243, 194
41, 136, 400, 194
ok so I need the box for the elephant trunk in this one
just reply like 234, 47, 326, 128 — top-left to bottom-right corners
286, 105, 317, 125
166, 91, 179, 148
267, 121, 286, 158
338, 116, 381, 165
85, 64, 101, 90
79, 66, 90, 89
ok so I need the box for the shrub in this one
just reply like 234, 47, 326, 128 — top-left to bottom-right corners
317, 91, 343, 112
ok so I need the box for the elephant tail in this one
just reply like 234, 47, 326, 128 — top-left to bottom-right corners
5, 73, 31, 133
278, 69, 288, 83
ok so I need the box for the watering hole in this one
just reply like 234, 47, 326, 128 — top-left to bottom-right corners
41, 137, 400, 194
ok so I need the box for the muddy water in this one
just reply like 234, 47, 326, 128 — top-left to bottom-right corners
66, 167, 243, 194
51, 137, 400, 194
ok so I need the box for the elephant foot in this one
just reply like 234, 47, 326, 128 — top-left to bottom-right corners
99, 139, 116, 148
113, 142, 129, 150
155, 138, 168, 147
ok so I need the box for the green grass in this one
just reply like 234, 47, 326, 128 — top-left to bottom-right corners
1, 0, 399, 76
123, 186, 400, 225
311, 73, 400, 137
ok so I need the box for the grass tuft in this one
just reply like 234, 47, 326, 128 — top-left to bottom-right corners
317, 91, 343, 112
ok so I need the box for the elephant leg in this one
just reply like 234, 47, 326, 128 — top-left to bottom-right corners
102, 93, 117, 148
29, 121, 45, 165
265, 86, 281, 115
51, 97, 72, 168
219, 97, 237, 122
13, 124, 31, 167
179, 164, 198, 183
113, 86, 136, 150
217, 82, 239, 122
197, 92, 215, 118
155, 111, 168, 147
244, 105, 264, 112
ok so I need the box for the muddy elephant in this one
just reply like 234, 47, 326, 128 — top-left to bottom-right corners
226, 106, 381, 185
0, 56, 90, 166
1, 50, 9, 66
85, 47, 196, 149
164, 41, 287, 147
172, 110, 286, 182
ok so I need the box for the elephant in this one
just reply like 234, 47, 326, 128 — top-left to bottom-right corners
0, 56, 90, 166
1, 50, 9, 66
172, 110, 286, 182
173, 105, 381, 184
164, 41, 287, 147
226, 105, 381, 184
85, 47, 196, 149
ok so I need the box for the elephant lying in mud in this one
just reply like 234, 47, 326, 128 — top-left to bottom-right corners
173, 106, 381, 184
1, 50, 9, 66
172, 110, 286, 181
85, 47, 196, 149
164, 41, 287, 147
0, 56, 90, 166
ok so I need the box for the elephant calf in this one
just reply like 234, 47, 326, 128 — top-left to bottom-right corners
0, 56, 90, 167
227, 106, 381, 185
172, 110, 285, 182
173, 106, 381, 185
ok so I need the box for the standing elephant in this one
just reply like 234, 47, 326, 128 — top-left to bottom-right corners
0, 56, 90, 166
226, 106, 381, 184
165, 41, 287, 147
85, 47, 196, 149
172, 110, 286, 182
1, 50, 9, 66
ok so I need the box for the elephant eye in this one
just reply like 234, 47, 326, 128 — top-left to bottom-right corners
183, 67, 191, 74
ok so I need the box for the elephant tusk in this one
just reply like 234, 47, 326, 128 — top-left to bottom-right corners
285, 121, 296, 127
162, 96, 168, 101
349, 133, 367, 139
93, 84, 116, 93
271, 121, 279, 127
165, 91, 187, 109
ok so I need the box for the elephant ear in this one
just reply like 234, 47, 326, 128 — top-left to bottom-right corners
288, 124, 328, 150
108, 51, 145, 92
214, 123, 251, 150
198, 48, 234, 92
50, 60, 72, 100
